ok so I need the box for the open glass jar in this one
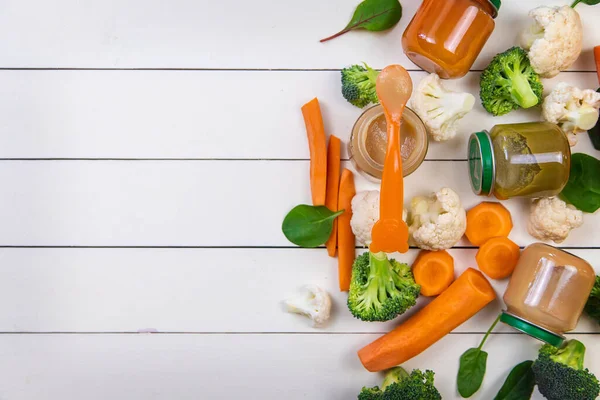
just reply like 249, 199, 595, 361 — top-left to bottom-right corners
402, 0, 500, 79
349, 105, 428, 182
501, 243, 596, 347
468, 122, 571, 199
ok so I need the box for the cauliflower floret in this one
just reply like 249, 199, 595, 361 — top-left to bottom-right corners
350, 190, 407, 246
520, 6, 583, 78
542, 82, 600, 146
408, 187, 466, 251
411, 73, 475, 142
528, 197, 583, 243
283, 285, 331, 327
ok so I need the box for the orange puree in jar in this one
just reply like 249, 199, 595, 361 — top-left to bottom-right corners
501, 243, 596, 346
365, 113, 417, 165
348, 105, 428, 181
402, 0, 499, 79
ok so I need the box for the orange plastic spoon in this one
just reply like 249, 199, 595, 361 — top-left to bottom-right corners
370, 65, 413, 254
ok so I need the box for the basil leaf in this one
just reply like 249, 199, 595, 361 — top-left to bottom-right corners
320, 0, 402, 43
457, 348, 488, 398
572, 0, 600, 7
282, 205, 344, 248
494, 361, 536, 400
560, 153, 600, 213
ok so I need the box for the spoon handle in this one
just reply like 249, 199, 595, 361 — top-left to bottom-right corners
379, 112, 405, 222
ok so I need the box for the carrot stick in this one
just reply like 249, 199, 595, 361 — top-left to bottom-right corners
476, 237, 520, 280
594, 46, 600, 84
465, 202, 513, 246
358, 268, 496, 372
337, 169, 356, 291
301, 98, 328, 206
412, 250, 455, 297
325, 136, 342, 257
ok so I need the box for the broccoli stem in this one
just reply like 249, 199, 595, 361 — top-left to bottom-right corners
356, 252, 389, 310
505, 66, 539, 109
363, 63, 379, 84
478, 315, 501, 350
554, 340, 586, 370
370, 251, 390, 303
382, 367, 410, 390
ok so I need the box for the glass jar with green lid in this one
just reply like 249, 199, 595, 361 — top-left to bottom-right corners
468, 122, 571, 199
501, 243, 596, 347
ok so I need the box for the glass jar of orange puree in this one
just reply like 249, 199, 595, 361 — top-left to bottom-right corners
348, 105, 428, 182
501, 243, 596, 347
402, 0, 501, 79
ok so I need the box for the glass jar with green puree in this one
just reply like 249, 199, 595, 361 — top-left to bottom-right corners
468, 122, 571, 199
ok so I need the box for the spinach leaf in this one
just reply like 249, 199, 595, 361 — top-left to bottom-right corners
457, 316, 500, 398
282, 205, 344, 247
560, 153, 600, 213
585, 275, 600, 325
494, 361, 536, 400
458, 348, 488, 398
572, 0, 600, 7
320, 0, 402, 43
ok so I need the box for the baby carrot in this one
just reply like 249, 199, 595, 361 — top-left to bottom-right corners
337, 169, 356, 291
358, 268, 496, 372
301, 98, 328, 206
325, 136, 342, 257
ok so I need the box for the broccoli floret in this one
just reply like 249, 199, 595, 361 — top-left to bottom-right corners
357, 368, 441, 400
532, 339, 600, 400
341, 63, 380, 108
480, 47, 543, 116
358, 386, 383, 400
383, 368, 441, 400
347, 251, 420, 322
585, 275, 600, 325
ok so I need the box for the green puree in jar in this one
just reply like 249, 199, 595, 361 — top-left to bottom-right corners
490, 122, 570, 199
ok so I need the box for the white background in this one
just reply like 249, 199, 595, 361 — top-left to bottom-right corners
0, 0, 598, 399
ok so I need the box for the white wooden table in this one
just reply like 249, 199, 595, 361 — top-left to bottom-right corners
0, 0, 598, 398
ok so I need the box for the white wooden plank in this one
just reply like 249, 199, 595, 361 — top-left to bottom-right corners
0, 70, 597, 159
0, 333, 597, 399
1, 1, 598, 398
0, 0, 599, 71
0, 248, 597, 334
0, 160, 597, 247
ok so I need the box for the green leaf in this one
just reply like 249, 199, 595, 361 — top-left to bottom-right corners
281, 205, 344, 248
560, 153, 600, 213
572, 0, 600, 7
494, 361, 536, 400
457, 348, 488, 398
585, 276, 600, 325
456, 316, 499, 398
320, 0, 402, 43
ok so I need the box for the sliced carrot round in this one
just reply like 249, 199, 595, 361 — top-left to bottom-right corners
465, 202, 513, 246
476, 237, 520, 280
412, 250, 455, 297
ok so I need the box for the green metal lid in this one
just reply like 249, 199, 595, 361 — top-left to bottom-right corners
468, 131, 495, 196
500, 312, 565, 347
487, 0, 501, 17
